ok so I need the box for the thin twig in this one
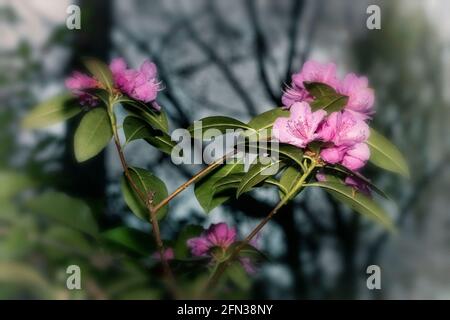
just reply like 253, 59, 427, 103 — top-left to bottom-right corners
152, 151, 235, 213
108, 102, 178, 298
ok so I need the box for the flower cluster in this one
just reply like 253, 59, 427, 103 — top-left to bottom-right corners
65, 58, 162, 109
187, 223, 257, 274
274, 60, 374, 172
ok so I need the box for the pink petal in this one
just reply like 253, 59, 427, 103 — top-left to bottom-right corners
338, 73, 375, 119
109, 58, 127, 74
341, 143, 370, 170
140, 60, 157, 79
206, 223, 236, 248
292, 60, 339, 89
187, 237, 211, 256
320, 145, 347, 164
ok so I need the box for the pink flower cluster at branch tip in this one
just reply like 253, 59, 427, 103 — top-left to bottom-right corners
275, 60, 375, 185
187, 223, 236, 257
65, 57, 162, 109
282, 60, 375, 120
65, 71, 100, 106
110, 58, 162, 110
187, 223, 258, 274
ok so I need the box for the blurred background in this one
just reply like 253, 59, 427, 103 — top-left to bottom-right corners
1, 0, 449, 299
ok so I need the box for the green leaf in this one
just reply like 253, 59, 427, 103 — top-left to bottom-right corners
122, 100, 169, 133
237, 158, 285, 198
44, 226, 93, 256
304, 82, 349, 113
367, 128, 410, 177
264, 177, 288, 194
303, 82, 337, 97
307, 181, 395, 231
247, 142, 304, 168
85, 88, 109, 106
310, 95, 349, 113
279, 166, 303, 197
174, 225, 204, 259
188, 116, 251, 138
214, 174, 284, 194
246, 108, 289, 139
25, 192, 99, 236
74, 108, 112, 162
0, 171, 33, 200
123, 116, 175, 154
195, 161, 244, 213
0, 262, 53, 297
213, 173, 243, 193
225, 262, 251, 291
325, 164, 389, 199
226, 242, 268, 262
83, 58, 114, 92
22, 94, 81, 129
121, 167, 168, 220
102, 226, 154, 256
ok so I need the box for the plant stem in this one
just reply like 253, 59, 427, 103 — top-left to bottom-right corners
203, 159, 317, 293
152, 150, 236, 214
107, 100, 178, 298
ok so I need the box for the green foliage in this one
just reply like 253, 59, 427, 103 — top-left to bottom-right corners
279, 166, 303, 197
308, 181, 395, 231
74, 108, 113, 162
22, 94, 81, 129
121, 167, 168, 220
25, 191, 99, 236
304, 82, 349, 113
123, 115, 175, 154
368, 128, 410, 177
325, 164, 389, 199
0, 171, 33, 200
83, 58, 114, 93
174, 225, 204, 259
236, 158, 285, 197
195, 161, 244, 213
246, 108, 289, 139
187, 116, 251, 138
122, 100, 170, 133
102, 226, 154, 256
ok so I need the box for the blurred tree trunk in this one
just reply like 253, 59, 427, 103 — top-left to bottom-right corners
63, 0, 112, 224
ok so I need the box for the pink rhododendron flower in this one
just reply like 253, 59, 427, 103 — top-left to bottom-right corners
282, 61, 339, 108
187, 223, 259, 274
65, 71, 99, 91
318, 111, 370, 170
338, 73, 374, 120
152, 247, 175, 261
318, 111, 370, 147
187, 223, 237, 257
65, 71, 100, 106
273, 102, 327, 148
320, 142, 369, 171
110, 58, 161, 109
